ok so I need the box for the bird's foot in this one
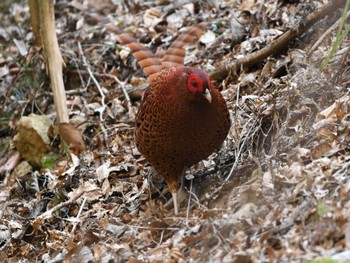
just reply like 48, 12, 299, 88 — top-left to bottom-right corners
165, 188, 187, 214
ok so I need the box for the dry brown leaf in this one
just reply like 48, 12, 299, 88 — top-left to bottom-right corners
13, 114, 52, 168
310, 142, 332, 159
59, 122, 86, 155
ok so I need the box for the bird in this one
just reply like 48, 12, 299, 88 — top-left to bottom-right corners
106, 22, 231, 214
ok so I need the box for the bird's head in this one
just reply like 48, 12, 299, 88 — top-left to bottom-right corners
160, 67, 213, 103
186, 68, 212, 103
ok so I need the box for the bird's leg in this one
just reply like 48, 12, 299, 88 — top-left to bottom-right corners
179, 170, 185, 192
166, 169, 187, 214
175, 169, 189, 214
177, 169, 188, 203
172, 191, 178, 215
172, 170, 186, 215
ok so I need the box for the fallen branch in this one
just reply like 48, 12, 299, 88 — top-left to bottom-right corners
272, 199, 315, 235
308, 10, 350, 56
33, 190, 85, 224
210, 0, 346, 82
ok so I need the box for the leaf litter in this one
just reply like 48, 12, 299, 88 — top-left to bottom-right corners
1, 0, 350, 262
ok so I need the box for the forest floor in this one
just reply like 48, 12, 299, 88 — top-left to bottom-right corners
1, 0, 350, 262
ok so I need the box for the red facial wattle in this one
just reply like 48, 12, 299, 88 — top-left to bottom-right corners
187, 73, 204, 94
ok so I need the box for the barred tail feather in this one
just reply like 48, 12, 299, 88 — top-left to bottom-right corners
161, 22, 207, 69
106, 24, 162, 80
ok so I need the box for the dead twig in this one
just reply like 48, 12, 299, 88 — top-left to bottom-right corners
70, 196, 87, 236
210, 0, 347, 82
101, 73, 135, 118
271, 199, 315, 235
78, 42, 106, 122
226, 112, 261, 182
64, 69, 136, 115
308, 10, 350, 56
34, 190, 85, 223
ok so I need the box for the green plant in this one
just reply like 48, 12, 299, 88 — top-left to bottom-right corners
320, 0, 350, 70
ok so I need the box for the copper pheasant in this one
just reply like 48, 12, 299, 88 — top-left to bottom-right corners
107, 23, 231, 214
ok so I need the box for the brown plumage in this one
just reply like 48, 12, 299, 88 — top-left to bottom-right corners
107, 23, 230, 214
135, 67, 230, 213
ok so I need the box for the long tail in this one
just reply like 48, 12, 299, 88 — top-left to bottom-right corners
105, 22, 208, 82
161, 22, 207, 69
105, 24, 162, 81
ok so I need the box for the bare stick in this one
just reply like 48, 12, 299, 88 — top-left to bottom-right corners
34, 190, 85, 223
38, 0, 69, 123
78, 42, 106, 122
101, 73, 134, 117
70, 197, 87, 236
309, 10, 350, 55
210, 0, 346, 81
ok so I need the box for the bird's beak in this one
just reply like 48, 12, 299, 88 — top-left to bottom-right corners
204, 89, 212, 103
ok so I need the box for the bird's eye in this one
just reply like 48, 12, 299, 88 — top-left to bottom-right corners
187, 73, 204, 94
